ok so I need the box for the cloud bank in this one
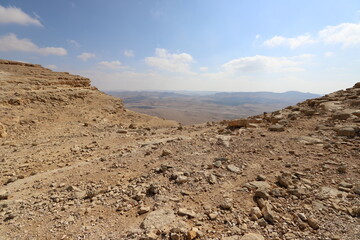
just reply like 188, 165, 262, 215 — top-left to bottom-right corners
0, 33, 67, 56
145, 48, 194, 73
0, 5, 42, 26
264, 22, 360, 49
77, 52, 95, 61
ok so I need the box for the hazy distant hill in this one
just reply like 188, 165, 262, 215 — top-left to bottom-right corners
107, 91, 320, 125
204, 91, 320, 106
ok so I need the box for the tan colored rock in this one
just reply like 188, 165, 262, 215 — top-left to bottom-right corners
337, 127, 356, 137
222, 236, 241, 240
141, 209, 177, 230
187, 230, 197, 240
240, 233, 264, 240
227, 164, 241, 173
0, 190, 9, 200
249, 207, 262, 220
268, 124, 284, 132
332, 111, 351, 120
138, 206, 151, 215
277, 172, 292, 188
350, 100, 360, 107
0, 123, 7, 138
228, 119, 249, 128
307, 217, 320, 230
178, 208, 196, 218
261, 204, 276, 224
161, 149, 172, 157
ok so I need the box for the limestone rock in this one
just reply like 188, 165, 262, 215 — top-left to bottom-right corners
307, 217, 320, 230
161, 149, 172, 157
187, 230, 197, 240
178, 208, 196, 218
296, 136, 322, 145
337, 127, 357, 137
261, 204, 276, 224
228, 119, 249, 128
0, 123, 7, 138
269, 124, 284, 132
138, 206, 151, 215
249, 207, 262, 220
332, 111, 351, 120
0, 190, 9, 200
222, 236, 241, 240
240, 233, 264, 240
141, 209, 177, 230
353, 184, 360, 195
277, 173, 292, 188
227, 164, 241, 173
245, 181, 271, 191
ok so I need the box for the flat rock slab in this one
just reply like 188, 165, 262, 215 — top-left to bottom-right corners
141, 209, 176, 230
316, 187, 342, 200
241, 233, 265, 240
227, 164, 241, 173
245, 181, 271, 190
222, 233, 264, 240
269, 125, 285, 132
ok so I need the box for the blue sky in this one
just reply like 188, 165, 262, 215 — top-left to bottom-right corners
1, 0, 360, 94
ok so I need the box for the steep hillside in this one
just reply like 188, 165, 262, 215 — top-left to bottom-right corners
0, 60, 359, 240
0, 59, 177, 188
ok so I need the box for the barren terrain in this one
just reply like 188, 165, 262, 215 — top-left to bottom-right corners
109, 91, 319, 125
0, 60, 359, 240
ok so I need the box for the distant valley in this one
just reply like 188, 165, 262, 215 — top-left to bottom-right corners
107, 91, 321, 125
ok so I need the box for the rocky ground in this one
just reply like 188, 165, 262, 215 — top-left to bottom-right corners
0, 60, 359, 240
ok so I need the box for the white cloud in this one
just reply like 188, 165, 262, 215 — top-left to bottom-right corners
0, 5, 42, 26
319, 22, 360, 47
38, 47, 67, 56
124, 49, 134, 57
145, 48, 194, 73
255, 34, 261, 39
222, 55, 309, 73
324, 51, 335, 57
68, 39, 80, 47
0, 33, 67, 56
264, 22, 360, 49
264, 34, 316, 49
98, 60, 126, 70
199, 67, 208, 72
46, 64, 57, 70
77, 52, 95, 61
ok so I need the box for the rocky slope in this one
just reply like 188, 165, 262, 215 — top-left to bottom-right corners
0, 60, 359, 240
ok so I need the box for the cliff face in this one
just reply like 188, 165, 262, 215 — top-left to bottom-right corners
0, 59, 91, 87
0, 59, 115, 110
0, 59, 177, 140
0, 60, 359, 240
